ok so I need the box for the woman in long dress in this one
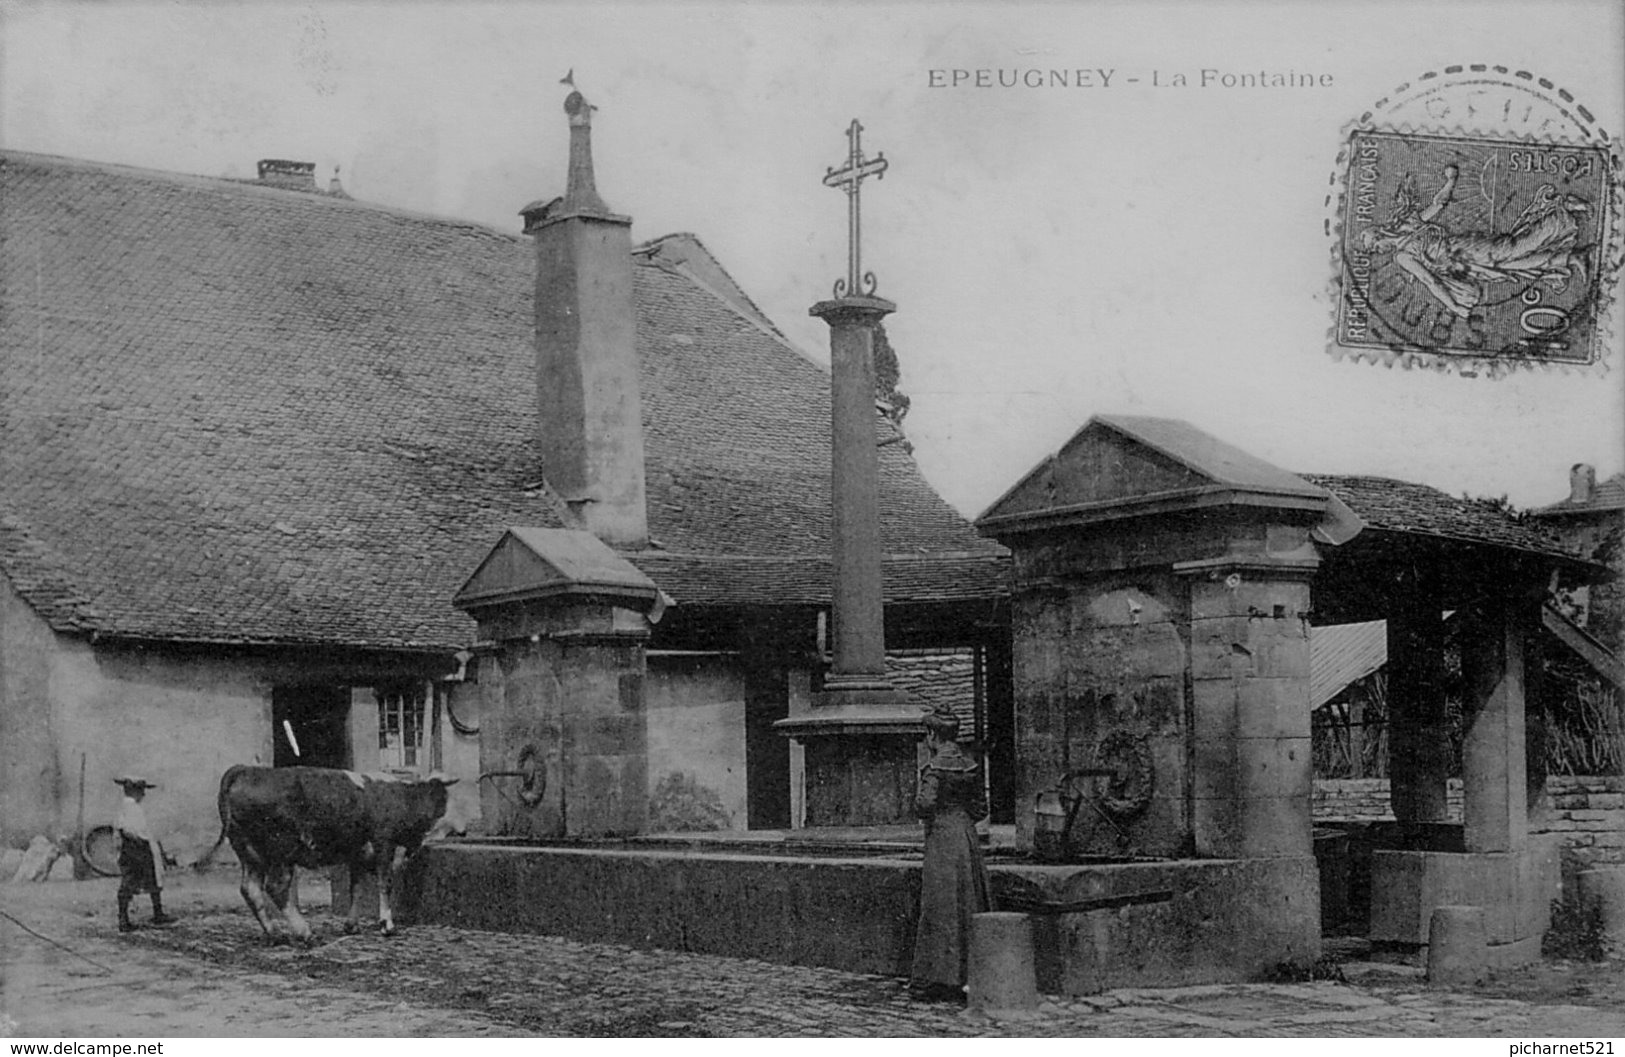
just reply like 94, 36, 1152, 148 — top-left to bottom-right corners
909, 705, 991, 1002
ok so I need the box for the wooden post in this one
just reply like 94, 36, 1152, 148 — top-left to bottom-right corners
74, 753, 86, 877
1349, 694, 1366, 779
1386, 573, 1451, 823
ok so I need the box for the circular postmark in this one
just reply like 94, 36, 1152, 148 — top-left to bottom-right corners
1326, 66, 1623, 375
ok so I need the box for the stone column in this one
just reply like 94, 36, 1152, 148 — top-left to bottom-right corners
1460, 595, 1532, 853
1181, 557, 1317, 859
775, 294, 921, 827
821, 295, 893, 688
1386, 578, 1452, 824
522, 88, 648, 550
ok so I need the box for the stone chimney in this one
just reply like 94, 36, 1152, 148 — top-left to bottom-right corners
256, 159, 318, 192
1570, 463, 1596, 504
520, 87, 648, 549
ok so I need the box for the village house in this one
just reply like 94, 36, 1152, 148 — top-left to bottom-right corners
1529, 463, 1625, 656
0, 133, 1014, 858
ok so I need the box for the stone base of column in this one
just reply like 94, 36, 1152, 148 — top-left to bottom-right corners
798, 734, 918, 826
776, 680, 925, 826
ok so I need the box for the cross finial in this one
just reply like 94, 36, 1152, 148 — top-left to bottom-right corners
822, 118, 889, 299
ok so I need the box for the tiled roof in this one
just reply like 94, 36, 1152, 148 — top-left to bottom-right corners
1300, 474, 1585, 562
630, 552, 1009, 607
0, 151, 1006, 650
1529, 473, 1625, 517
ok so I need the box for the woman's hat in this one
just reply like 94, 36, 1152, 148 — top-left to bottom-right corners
113, 776, 157, 790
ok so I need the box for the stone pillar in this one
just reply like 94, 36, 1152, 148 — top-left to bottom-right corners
1460, 596, 1531, 853
454, 528, 661, 837
1181, 558, 1316, 859
521, 88, 648, 549
478, 621, 650, 837
775, 295, 921, 827
820, 295, 894, 687
1386, 581, 1452, 824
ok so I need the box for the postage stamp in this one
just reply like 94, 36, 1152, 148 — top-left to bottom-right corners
1338, 131, 1612, 363
1327, 66, 1623, 373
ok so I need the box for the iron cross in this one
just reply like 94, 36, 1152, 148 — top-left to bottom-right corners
822, 119, 889, 298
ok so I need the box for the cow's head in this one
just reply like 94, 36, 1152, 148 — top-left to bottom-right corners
418, 773, 460, 842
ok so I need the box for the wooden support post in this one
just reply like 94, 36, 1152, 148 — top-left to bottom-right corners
1386, 581, 1451, 823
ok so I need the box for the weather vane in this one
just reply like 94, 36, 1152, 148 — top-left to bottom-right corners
822, 119, 889, 299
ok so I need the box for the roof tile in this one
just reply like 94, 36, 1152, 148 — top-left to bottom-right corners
0, 151, 1006, 649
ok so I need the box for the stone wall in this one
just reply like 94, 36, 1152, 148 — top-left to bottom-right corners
1536, 776, 1625, 872
0, 575, 59, 845
1010, 564, 1191, 858
1314, 776, 1624, 873
1313, 778, 1466, 823
1, 572, 459, 858
404, 843, 1321, 993
645, 655, 746, 832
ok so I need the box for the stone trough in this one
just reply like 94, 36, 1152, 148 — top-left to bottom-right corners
398, 836, 1319, 995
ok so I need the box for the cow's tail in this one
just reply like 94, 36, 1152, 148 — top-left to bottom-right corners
194, 765, 247, 870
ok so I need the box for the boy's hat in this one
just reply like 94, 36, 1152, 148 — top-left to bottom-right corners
113, 776, 156, 790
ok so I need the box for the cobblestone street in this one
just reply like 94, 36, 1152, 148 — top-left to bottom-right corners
4, 871, 1623, 1038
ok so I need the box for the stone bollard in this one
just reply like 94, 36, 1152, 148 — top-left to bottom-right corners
967, 912, 1040, 1017
1576, 866, 1625, 950
1426, 905, 1487, 987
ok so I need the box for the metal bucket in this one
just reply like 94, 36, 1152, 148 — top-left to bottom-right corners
1032, 790, 1072, 864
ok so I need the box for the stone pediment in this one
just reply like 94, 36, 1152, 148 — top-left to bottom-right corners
453, 527, 659, 612
976, 415, 1330, 536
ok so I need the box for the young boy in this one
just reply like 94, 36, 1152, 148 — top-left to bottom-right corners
113, 776, 174, 932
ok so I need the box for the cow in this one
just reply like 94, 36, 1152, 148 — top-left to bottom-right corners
210, 765, 457, 943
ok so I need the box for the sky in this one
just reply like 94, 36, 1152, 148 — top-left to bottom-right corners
2, 0, 1622, 518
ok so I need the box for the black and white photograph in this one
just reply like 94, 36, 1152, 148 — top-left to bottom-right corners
1, 0, 1622, 1041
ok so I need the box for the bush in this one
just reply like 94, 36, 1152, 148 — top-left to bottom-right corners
647, 772, 732, 832
1542, 894, 1608, 961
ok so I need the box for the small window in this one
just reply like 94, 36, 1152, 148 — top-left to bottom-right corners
377, 685, 427, 771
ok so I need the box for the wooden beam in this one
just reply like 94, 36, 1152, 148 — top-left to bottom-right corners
1541, 603, 1625, 688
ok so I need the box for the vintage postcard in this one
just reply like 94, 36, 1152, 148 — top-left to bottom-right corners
1, 0, 1622, 1043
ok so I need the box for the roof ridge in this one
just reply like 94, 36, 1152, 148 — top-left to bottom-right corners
635, 231, 782, 334
1301, 472, 1441, 484
1, 148, 523, 244
636, 238, 829, 372
630, 550, 1006, 562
